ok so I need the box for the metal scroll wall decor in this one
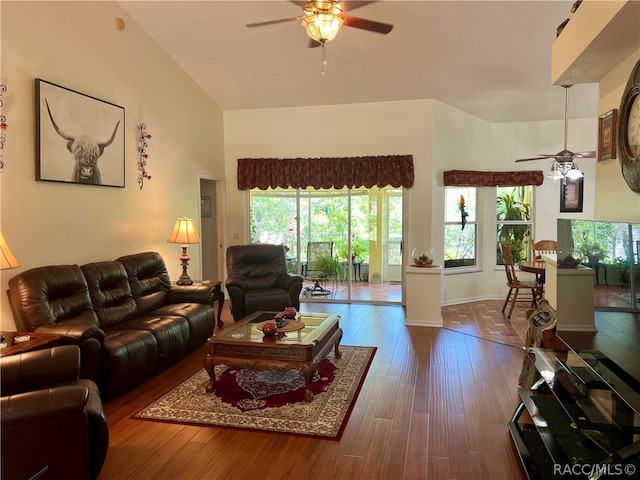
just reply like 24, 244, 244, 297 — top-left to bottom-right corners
0, 83, 7, 171
137, 123, 152, 189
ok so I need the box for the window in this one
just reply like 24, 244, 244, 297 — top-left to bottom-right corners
496, 186, 533, 265
444, 187, 477, 269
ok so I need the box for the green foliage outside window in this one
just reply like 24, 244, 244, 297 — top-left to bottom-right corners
496, 187, 532, 264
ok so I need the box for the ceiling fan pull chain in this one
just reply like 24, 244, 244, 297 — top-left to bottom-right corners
321, 43, 327, 77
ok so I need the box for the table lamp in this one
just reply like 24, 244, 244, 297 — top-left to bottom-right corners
0, 230, 20, 270
166, 217, 200, 285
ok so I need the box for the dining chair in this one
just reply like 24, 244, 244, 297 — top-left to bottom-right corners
500, 242, 543, 319
533, 239, 558, 260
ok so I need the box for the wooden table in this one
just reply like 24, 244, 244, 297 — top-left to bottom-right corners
0, 331, 60, 356
519, 260, 546, 284
204, 311, 343, 401
205, 280, 225, 328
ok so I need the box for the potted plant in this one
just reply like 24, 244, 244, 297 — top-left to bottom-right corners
339, 240, 367, 262
580, 239, 607, 263
351, 241, 366, 262
315, 255, 344, 281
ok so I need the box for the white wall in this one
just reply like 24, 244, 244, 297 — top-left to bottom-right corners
0, 2, 225, 329
595, 50, 640, 223
432, 101, 597, 304
223, 99, 435, 259
224, 98, 598, 306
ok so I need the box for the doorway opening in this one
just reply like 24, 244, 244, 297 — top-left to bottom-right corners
250, 186, 403, 305
199, 178, 221, 282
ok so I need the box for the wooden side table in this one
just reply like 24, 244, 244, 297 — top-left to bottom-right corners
203, 280, 225, 328
0, 331, 61, 356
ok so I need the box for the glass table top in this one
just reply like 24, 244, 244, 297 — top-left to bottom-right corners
215, 311, 339, 345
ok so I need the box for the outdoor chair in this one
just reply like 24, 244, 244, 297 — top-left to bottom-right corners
304, 242, 334, 296
500, 242, 543, 319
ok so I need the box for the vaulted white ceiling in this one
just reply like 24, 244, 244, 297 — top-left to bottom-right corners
119, 0, 599, 123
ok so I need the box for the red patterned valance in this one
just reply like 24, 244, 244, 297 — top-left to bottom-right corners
237, 155, 414, 190
443, 170, 544, 187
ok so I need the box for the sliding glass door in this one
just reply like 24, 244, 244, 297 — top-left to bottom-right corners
250, 186, 403, 304
567, 219, 640, 312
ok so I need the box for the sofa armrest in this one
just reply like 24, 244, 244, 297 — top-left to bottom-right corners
275, 273, 304, 290
168, 283, 217, 305
225, 279, 248, 292
0, 384, 89, 424
1, 386, 91, 480
1, 345, 81, 396
35, 323, 105, 345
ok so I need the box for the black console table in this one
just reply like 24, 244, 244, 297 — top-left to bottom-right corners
509, 336, 640, 478
581, 261, 609, 286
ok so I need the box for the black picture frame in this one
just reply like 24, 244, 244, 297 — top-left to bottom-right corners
560, 177, 584, 213
598, 109, 617, 161
36, 79, 125, 187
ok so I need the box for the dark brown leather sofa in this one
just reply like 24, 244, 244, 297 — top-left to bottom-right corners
1, 345, 109, 480
7, 252, 217, 398
226, 244, 304, 322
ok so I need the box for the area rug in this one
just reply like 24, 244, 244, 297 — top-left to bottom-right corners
134, 346, 375, 439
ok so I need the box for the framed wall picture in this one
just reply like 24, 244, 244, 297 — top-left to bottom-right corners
201, 195, 211, 217
598, 109, 617, 162
36, 79, 125, 187
560, 177, 584, 213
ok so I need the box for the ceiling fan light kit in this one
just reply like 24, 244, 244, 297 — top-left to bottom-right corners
301, 2, 344, 43
246, 1, 393, 75
515, 85, 595, 182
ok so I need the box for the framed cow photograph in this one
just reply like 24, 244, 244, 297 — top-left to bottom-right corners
35, 79, 125, 187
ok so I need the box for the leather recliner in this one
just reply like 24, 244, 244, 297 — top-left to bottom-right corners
0, 345, 109, 480
226, 244, 304, 322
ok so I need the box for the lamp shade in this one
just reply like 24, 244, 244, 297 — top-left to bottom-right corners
167, 217, 201, 245
0, 231, 20, 270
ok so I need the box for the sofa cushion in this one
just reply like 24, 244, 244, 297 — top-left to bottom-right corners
117, 252, 171, 314
112, 315, 190, 369
226, 244, 288, 282
101, 329, 157, 399
7, 265, 100, 332
244, 289, 293, 315
149, 303, 215, 351
81, 261, 138, 329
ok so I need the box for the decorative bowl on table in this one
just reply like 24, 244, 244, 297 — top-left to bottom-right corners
412, 248, 434, 267
283, 307, 297, 319
261, 322, 278, 336
557, 249, 580, 268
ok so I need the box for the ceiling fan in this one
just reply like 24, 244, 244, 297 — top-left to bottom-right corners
246, 1, 394, 47
515, 85, 596, 181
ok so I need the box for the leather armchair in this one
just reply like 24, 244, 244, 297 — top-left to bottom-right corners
226, 244, 304, 322
1, 345, 109, 480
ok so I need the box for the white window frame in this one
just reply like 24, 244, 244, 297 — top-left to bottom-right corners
444, 186, 479, 273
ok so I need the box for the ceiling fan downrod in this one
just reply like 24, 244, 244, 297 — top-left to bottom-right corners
561, 84, 573, 152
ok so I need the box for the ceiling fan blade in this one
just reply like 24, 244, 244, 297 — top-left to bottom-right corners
341, 1, 378, 13
246, 17, 300, 28
342, 15, 393, 34
575, 151, 597, 158
515, 156, 554, 162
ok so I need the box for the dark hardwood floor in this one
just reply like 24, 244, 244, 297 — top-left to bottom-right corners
101, 301, 527, 480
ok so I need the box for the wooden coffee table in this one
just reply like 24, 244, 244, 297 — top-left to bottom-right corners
204, 311, 343, 401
